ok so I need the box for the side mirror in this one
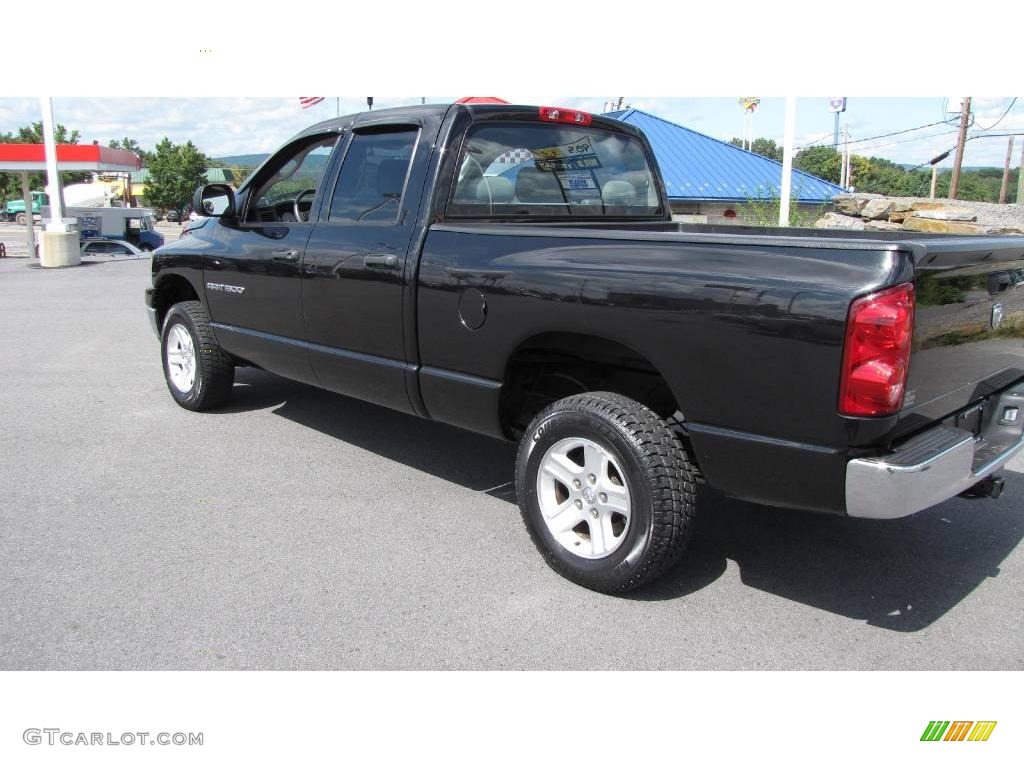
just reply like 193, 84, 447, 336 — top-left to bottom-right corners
192, 183, 236, 219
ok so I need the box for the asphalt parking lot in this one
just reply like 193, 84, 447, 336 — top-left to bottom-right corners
1, 221, 1023, 670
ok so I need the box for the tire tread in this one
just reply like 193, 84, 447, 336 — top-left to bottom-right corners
516, 391, 701, 593
163, 300, 234, 410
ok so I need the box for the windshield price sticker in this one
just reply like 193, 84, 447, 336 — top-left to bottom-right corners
536, 155, 601, 172
533, 136, 602, 172
556, 172, 598, 191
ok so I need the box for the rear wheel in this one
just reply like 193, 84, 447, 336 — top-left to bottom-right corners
15, 212, 27, 226
515, 392, 700, 593
161, 300, 234, 410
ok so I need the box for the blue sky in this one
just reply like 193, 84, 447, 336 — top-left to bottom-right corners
1, 96, 1019, 169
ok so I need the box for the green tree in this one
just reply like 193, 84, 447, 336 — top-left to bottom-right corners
15, 120, 80, 145
728, 136, 783, 162
794, 146, 842, 184
0, 121, 87, 206
146, 138, 210, 219
108, 137, 150, 165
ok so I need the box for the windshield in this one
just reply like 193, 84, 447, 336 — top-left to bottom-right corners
448, 122, 662, 218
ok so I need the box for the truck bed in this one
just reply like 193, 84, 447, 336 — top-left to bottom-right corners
419, 221, 1024, 511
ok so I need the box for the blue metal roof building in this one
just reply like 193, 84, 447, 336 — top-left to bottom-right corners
605, 109, 844, 205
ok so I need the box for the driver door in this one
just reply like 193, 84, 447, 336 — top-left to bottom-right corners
204, 132, 341, 386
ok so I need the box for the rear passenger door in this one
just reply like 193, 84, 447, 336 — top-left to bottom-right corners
301, 123, 428, 413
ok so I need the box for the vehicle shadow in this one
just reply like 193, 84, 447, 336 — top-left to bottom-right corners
224, 368, 518, 500
224, 368, 1024, 632
628, 481, 1024, 631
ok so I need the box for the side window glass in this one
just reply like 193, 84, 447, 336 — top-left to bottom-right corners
328, 128, 418, 224
246, 135, 338, 223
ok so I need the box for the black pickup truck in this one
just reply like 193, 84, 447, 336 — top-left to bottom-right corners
145, 103, 1024, 593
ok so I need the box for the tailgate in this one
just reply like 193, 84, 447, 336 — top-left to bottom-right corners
903, 236, 1024, 426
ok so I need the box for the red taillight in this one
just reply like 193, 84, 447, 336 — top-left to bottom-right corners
538, 106, 592, 126
839, 283, 915, 417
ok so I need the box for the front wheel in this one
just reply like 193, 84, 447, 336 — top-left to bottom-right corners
515, 392, 700, 593
15, 212, 27, 226
161, 300, 234, 411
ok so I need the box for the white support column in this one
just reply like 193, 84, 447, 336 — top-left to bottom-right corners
38, 96, 80, 267
21, 171, 36, 257
778, 97, 797, 227
40, 97, 66, 232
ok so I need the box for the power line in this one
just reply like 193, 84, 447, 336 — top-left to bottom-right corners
851, 128, 961, 156
973, 98, 1018, 131
904, 131, 1024, 172
797, 117, 959, 151
795, 130, 837, 150
844, 118, 959, 147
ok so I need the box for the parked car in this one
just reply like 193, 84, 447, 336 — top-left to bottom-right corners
80, 238, 145, 257
144, 103, 1024, 593
165, 210, 181, 222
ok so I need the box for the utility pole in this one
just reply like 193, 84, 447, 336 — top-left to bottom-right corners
927, 148, 952, 200
1018, 141, 1024, 204
778, 97, 797, 227
839, 128, 845, 188
840, 125, 850, 189
949, 96, 971, 199
999, 136, 1014, 204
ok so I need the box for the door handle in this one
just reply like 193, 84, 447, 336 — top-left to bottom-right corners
272, 249, 299, 262
364, 253, 399, 269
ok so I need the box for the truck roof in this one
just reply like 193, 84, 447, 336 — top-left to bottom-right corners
296, 103, 644, 140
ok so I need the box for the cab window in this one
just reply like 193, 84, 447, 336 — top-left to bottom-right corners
328, 128, 418, 224
245, 134, 339, 223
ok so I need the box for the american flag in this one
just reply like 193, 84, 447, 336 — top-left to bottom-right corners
299, 96, 325, 109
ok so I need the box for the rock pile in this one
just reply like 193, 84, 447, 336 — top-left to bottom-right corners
816, 194, 1024, 235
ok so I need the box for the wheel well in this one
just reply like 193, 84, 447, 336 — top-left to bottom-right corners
152, 275, 200, 330
499, 332, 680, 439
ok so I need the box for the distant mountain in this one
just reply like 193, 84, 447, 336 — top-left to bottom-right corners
213, 154, 269, 168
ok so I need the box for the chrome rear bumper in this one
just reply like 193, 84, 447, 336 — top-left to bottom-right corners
846, 425, 1024, 519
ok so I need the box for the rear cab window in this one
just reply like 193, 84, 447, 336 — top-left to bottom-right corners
447, 122, 663, 219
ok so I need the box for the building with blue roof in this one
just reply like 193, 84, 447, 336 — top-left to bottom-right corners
606, 108, 844, 224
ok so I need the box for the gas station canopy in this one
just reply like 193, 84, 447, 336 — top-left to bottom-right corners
0, 143, 142, 172
1, 143, 143, 264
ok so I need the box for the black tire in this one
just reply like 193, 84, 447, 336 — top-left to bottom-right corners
515, 392, 700, 594
15, 212, 27, 226
160, 300, 234, 411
